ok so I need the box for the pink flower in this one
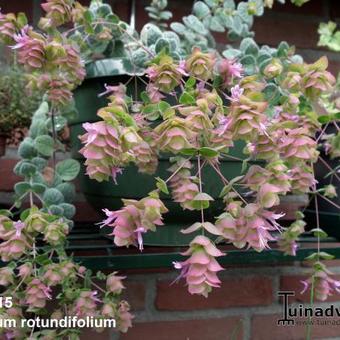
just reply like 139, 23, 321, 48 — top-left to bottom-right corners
301, 266, 340, 301
168, 159, 199, 210
174, 235, 224, 297
25, 279, 52, 308
12, 26, 45, 70
73, 290, 100, 318
106, 272, 126, 294
218, 59, 243, 86
100, 195, 167, 250
116, 301, 133, 333
216, 203, 283, 252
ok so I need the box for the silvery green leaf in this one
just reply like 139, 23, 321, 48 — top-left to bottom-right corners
257, 50, 272, 64
209, 16, 225, 32
263, 83, 281, 105
155, 37, 171, 53
14, 182, 31, 196
170, 22, 186, 34
56, 159, 80, 181
34, 135, 54, 157
184, 15, 208, 35
290, 54, 303, 64
43, 188, 64, 205
240, 54, 256, 74
60, 203, 76, 219
204, 0, 216, 8
223, 0, 236, 9
163, 31, 180, 46
193, 1, 210, 18
18, 137, 37, 159
237, 2, 252, 24
222, 48, 242, 59
232, 15, 243, 35
140, 23, 163, 45
240, 37, 259, 56
96, 4, 112, 17
277, 41, 290, 57
56, 183, 76, 203
160, 11, 172, 20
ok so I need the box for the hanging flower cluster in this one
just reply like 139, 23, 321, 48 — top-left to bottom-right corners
100, 193, 168, 250
80, 48, 339, 299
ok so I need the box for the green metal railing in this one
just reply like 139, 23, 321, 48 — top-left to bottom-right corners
67, 223, 340, 270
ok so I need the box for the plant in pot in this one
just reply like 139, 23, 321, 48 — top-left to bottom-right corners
70, 1, 340, 298
69, 0, 315, 237
0, 62, 41, 156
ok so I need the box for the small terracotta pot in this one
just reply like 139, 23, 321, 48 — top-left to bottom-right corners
0, 134, 7, 157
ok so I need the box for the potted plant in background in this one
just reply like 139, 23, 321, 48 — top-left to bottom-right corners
0, 60, 41, 156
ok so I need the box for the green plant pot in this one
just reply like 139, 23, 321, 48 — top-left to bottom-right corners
69, 60, 254, 243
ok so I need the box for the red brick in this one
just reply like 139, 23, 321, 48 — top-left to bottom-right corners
253, 17, 319, 49
0, 0, 34, 22
0, 159, 20, 192
120, 317, 243, 340
124, 281, 146, 311
156, 276, 273, 310
252, 314, 340, 340
74, 201, 102, 222
280, 275, 340, 303
80, 328, 111, 340
271, 0, 325, 16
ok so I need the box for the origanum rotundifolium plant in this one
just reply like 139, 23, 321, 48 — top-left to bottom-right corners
0, 0, 339, 337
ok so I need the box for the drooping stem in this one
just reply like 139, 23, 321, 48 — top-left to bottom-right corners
197, 155, 204, 224
50, 107, 57, 171
209, 160, 247, 205
316, 192, 340, 210
319, 156, 340, 183
76, 273, 106, 294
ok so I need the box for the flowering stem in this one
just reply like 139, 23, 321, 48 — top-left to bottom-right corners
319, 156, 340, 183
316, 192, 340, 210
197, 155, 205, 225
209, 161, 247, 205
164, 157, 193, 184
76, 273, 106, 294
316, 122, 329, 143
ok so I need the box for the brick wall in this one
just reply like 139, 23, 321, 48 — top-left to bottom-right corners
1, 1, 340, 340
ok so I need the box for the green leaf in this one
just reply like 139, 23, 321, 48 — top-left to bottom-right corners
179, 92, 196, 105
31, 183, 47, 194
34, 135, 54, 157
36, 253, 53, 266
60, 203, 76, 219
0, 210, 13, 217
318, 115, 332, 124
185, 77, 196, 88
184, 15, 207, 35
43, 188, 64, 205
319, 251, 335, 260
56, 183, 76, 203
49, 204, 64, 216
193, 1, 210, 18
180, 148, 197, 156
310, 228, 328, 239
17, 12, 28, 28
14, 182, 31, 196
158, 101, 171, 113
56, 159, 80, 181
18, 139, 37, 159
199, 147, 219, 157
156, 177, 169, 194
170, 22, 186, 35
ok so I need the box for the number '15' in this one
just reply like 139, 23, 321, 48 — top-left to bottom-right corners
0, 297, 13, 308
